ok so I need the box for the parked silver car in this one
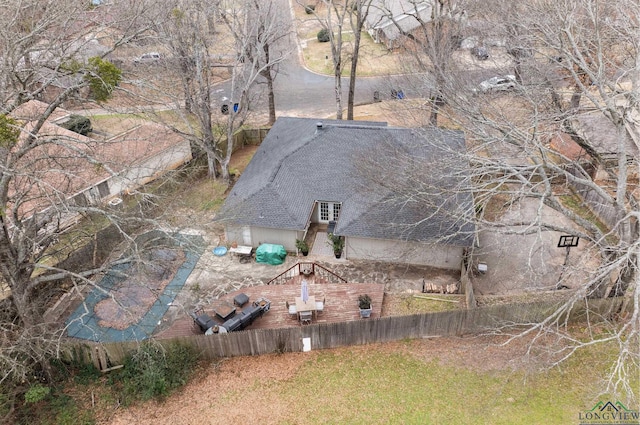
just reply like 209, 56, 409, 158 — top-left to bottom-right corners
478, 75, 517, 93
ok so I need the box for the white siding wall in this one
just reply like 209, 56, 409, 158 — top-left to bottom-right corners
225, 226, 245, 247
225, 226, 299, 251
109, 141, 192, 196
252, 227, 298, 251
67, 141, 192, 212
346, 236, 464, 269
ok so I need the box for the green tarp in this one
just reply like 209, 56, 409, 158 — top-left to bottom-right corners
255, 243, 287, 265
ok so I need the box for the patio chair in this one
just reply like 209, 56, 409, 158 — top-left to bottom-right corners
286, 301, 297, 317
299, 311, 312, 325
315, 297, 325, 314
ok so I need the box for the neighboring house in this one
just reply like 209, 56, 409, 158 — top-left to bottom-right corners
218, 117, 475, 269
10, 100, 192, 224
365, 0, 433, 49
549, 98, 639, 178
574, 111, 639, 169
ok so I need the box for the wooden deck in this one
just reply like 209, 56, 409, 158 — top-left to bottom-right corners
156, 274, 384, 339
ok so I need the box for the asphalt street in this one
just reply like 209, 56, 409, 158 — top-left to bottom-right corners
210, 0, 434, 119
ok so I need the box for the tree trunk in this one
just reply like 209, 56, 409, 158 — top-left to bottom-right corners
429, 72, 447, 126
206, 151, 218, 179
266, 72, 276, 125
429, 93, 445, 127
347, 8, 364, 121
514, 59, 523, 84
262, 43, 277, 125
570, 91, 582, 110
183, 76, 193, 113
335, 65, 343, 120
347, 61, 357, 120
7, 266, 55, 382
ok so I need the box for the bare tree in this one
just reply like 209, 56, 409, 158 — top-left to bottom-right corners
302, 0, 352, 119
346, 0, 374, 120
240, 0, 293, 125
157, 0, 289, 180
376, 0, 467, 126
381, 0, 640, 402
0, 0, 161, 415
155, 0, 226, 179
216, 0, 290, 180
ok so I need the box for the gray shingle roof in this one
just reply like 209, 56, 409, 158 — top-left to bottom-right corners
366, 0, 433, 41
218, 117, 475, 247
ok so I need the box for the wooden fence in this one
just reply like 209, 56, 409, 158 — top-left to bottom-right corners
64, 297, 628, 368
232, 127, 270, 151
570, 178, 618, 229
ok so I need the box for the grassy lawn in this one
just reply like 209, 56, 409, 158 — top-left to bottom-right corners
284, 351, 573, 424
241, 342, 631, 425
107, 337, 637, 425
302, 32, 404, 76
293, 0, 402, 76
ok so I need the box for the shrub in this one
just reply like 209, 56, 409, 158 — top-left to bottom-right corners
295, 239, 309, 253
305, 4, 315, 14
0, 114, 20, 148
317, 28, 330, 43
48, 393, 94, 425
85, 56, 122, 102
24, 384, 51, 404
114, 341, 199, 402
60, 114, 92, 136
19, 390, 94, 425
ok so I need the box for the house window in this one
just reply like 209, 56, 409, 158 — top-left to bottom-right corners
320, 202, 329, 221
333, 203, 341, 220
97, 181, 109, 198
73, 192, 87, 207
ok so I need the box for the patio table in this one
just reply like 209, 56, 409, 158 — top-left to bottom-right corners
229, 245, 253, 263
295, 296, 316, 321
214, 302, 236, 320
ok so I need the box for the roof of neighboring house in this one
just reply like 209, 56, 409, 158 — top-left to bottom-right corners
574, 111, 639, 160
548, 133, 589, 162
11, 99, 72, 123
366, 0, 433, 42
9, 100, 189, 217
219, 117, 475, 247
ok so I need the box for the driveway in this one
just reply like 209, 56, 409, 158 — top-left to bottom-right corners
472, 198, 595, 296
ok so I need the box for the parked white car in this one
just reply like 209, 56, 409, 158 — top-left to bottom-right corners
133, 52, 161, 64
478, 75, 517, 93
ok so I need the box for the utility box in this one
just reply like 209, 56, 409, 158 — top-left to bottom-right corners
107, 197, 123, 210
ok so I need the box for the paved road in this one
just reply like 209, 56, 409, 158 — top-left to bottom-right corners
211, 0, 433, 119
